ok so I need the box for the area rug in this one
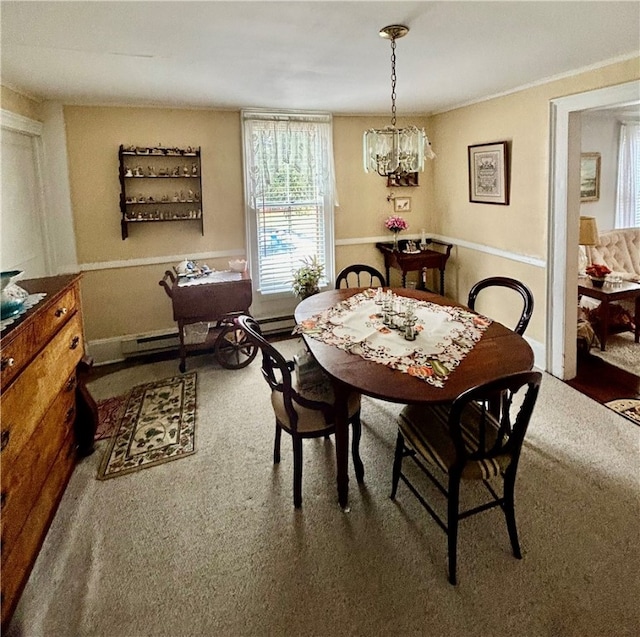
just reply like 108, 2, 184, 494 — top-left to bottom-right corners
95, 395, 127, 440
591, 332, 639, 377
97, 373, 197, 480
605, 398, 640, 426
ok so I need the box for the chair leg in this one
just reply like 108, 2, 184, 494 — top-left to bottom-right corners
503, 469, 522, 559
447, 474, 461, 585
292, 436, 303, 508
390, 431, 404, 499
273, 422, 282, 464
351, 411, 365, 483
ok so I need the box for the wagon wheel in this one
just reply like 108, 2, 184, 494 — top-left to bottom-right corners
213, 322, 258, 369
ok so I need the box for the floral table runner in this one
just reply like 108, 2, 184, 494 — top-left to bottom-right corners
294, 289, 492, 388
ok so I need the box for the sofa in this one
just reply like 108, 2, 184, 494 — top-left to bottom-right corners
585, 227, 640, 281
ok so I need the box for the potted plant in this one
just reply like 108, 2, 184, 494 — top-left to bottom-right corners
585, 263, 611, 288
292, 255, 325, 299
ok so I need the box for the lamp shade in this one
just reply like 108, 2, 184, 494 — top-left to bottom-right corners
579, 216, 599, 246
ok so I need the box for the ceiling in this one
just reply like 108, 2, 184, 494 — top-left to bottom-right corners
1, 1, 639, 115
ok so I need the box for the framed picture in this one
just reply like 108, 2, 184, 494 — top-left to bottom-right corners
468, 141, 510, 205
580, 153, 601, 202
393, 197, 411, 213
387, 172, 419, 187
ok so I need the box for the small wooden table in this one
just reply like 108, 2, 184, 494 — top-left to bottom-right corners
376, 239, 452, 294
295, 287, 534, 509
159, 270, 255, 371
578, 278, 640, 350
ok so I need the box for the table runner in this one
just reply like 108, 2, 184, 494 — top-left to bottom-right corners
178, 271, 243, 286
294, 289, 492, 388
1, 293, 47, 332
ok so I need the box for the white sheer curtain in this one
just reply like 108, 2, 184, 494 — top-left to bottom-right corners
615, 121, 640, 228
242, 111, 336, 296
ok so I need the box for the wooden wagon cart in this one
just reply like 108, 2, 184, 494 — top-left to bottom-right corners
159, 269, 258, 372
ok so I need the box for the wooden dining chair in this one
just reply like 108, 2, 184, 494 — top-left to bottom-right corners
467, 276, 534, 335
237, 315, 365, 508
391, 370, 542, 585
335, 264, 386, 289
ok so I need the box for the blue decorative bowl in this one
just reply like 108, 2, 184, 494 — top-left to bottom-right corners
1, 270, 28, 319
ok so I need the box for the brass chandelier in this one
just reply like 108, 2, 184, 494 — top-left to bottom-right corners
363, 24, 435, 177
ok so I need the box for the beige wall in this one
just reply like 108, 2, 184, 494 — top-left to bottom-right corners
1, 85, 42, 121
429, 57, 640, 344
5, 55, 640, 354
64, 108, 432, 342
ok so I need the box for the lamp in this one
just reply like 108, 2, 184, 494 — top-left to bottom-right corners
578, 216, 599, 274
363, 25, 435, 177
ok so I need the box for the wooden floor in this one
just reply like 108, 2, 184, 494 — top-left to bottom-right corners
566, 352, 640, 403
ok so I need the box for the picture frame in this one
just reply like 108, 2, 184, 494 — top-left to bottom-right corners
468, 141, 510, 205
580, 152, 601, 202
393, 196, 411, 213
387, 172, 419, 187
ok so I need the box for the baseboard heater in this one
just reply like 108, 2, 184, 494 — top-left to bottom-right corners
120, 315, 295, 357
121, 331, 180, 356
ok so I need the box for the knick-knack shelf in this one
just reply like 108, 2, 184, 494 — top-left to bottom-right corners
119, 144, 204, 239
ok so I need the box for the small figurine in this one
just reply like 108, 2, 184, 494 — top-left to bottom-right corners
172, 192, 180, 202
134, 166, 144, 177
124, 167, 133, 177
161, 194, 169, 202
158, 167, 168, 177
148, 165, 156, 177
179, 190, 186, 202
183, 165, 189, 176
194, 192, 200, 202
191, 163, 198, 176
187, 189, 194, 202
172, 166, 180, 176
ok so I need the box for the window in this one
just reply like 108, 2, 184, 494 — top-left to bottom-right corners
615, 121, 640, 228
242, 111, 336, 300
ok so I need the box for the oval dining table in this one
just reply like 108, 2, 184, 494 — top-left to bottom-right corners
294, 287, 535, 510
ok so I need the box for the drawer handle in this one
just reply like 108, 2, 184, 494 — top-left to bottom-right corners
65, 406, 76, 423
55, 306, 68, 317
70, 335, 80, 350
0, 429, 9, 452
1, 357, 15, 371
0, 491, 5, 510
64, 376, 77, 392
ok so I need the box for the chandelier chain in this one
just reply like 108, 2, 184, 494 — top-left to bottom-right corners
390, 37, 397, 127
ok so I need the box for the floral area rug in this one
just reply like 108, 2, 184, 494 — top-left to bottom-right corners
605, 398, 640, 426
95, 395, 127, 440
97, 373, 197, 480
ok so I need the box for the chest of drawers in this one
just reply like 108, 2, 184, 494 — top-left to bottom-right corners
0, 273, 92, 629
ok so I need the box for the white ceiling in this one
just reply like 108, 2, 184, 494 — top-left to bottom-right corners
1, 1, 639, 115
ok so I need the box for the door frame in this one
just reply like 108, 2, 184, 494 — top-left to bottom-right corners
547, 79, 640, 379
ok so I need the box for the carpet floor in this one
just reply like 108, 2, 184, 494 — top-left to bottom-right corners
591, 331, 640, 376
7, 338, 640, 637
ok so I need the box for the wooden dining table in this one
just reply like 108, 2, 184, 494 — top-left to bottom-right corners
294, 287, 535, 509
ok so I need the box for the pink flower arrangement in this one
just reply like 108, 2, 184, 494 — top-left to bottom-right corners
384, 215, 408, 232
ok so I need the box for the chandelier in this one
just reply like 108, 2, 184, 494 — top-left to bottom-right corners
363, 24, 435, 177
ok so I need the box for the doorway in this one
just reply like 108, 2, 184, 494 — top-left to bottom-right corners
547, 79, 640, 381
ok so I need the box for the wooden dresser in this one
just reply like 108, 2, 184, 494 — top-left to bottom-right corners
0, 273, 95, 629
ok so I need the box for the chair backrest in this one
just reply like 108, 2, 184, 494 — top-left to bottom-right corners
467, 277, 534, 335
237, 315, 332, 431
448, 371, 542, 474
335, 264, 386, 289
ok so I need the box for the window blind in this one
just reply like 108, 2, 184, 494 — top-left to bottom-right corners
242, 112, 335, 295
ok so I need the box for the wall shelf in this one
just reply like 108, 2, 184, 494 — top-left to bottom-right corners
119, 144, 204, 239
